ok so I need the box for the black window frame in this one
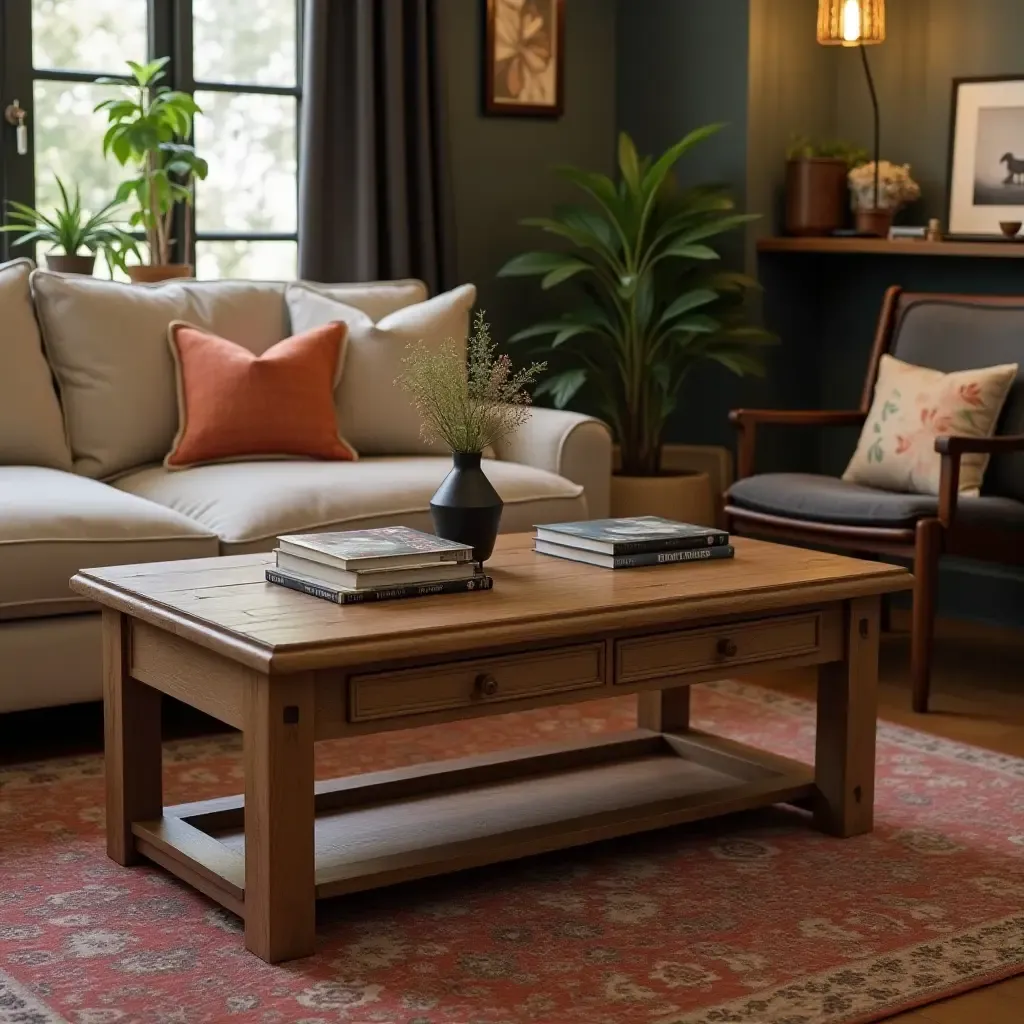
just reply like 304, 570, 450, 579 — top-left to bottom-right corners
0, 0, 302, 270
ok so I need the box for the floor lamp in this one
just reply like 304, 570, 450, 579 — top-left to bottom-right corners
817, 0, 888, 235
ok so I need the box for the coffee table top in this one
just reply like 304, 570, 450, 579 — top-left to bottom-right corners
71, 533, 911, 672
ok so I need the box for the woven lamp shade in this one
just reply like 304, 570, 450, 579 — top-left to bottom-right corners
817, 0, 885, 45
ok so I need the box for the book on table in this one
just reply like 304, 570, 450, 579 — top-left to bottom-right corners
534, 516, 733, 569
266, 526, 490, 604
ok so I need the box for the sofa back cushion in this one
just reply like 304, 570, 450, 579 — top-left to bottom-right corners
891, 294, 1024, 501
31, 272, 428, 479
286, 282, 477, 455
0, 259, 72, 470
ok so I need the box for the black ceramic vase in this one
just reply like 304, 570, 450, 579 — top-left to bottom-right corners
430, 451, 504, 563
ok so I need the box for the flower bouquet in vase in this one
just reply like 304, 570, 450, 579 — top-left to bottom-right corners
848, 161, 921, 237
397, 312, 545, 562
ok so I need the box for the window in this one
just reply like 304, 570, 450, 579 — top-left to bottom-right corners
0, 0, 301, 279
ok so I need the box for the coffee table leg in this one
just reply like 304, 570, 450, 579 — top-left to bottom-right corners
103, 609, 162, 866
814, 595, 880, 837
243, 672, 316, 962
638, 686, 691, 733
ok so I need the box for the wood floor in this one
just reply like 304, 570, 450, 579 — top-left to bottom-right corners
1, 613, 1021, 1019
753, 611, 1024, 1023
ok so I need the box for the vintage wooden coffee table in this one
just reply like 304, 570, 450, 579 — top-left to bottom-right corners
71, 534, 910, 963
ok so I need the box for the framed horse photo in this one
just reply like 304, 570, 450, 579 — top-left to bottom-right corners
948, 75, 1024, 238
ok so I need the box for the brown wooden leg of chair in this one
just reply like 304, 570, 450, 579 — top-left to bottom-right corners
911, 519, 941, 714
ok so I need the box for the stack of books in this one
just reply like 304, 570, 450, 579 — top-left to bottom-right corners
265, 527, 492, 604
534, 516, 734, 569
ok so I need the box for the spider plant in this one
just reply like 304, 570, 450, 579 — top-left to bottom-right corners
499, 124, 776, 477
0, 177, 140, 273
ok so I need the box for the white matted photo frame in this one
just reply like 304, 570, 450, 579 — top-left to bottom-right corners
483, 0, 564, 117
947, 75, 1024, 238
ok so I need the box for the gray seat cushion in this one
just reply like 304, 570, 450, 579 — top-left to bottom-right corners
728, 473, 1024, 530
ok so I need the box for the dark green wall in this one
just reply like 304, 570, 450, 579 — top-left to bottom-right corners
437, 0, 617, 344
835, 0, 1024, 225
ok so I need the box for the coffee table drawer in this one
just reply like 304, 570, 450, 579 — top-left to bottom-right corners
349, 643, 607, 722
616, 612, 823, 685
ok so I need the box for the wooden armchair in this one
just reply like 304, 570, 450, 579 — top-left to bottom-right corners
726, 287, 1024, 712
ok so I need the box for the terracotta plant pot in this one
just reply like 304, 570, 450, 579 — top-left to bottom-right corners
45, 252, 96, 275
855, 208, 894, 238
785, 158, 848, 236
609, 471, 715, 526
126, 264, 194, 284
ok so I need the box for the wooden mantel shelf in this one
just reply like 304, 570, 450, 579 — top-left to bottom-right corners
758, 236, 1024, 259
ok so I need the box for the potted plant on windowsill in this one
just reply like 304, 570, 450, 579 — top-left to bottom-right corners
397, 312, 546, 562
499, 125, 775, 522
95, 57, 208, 283
785, 135, 868, 236
0, 177, 138, 276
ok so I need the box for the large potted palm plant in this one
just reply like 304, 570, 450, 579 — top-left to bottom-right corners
499, 124, 775, 520
95, 57, 208, 282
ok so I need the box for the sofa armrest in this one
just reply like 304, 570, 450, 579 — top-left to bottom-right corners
498, 407, 613, 519
936, 433, 1024, 526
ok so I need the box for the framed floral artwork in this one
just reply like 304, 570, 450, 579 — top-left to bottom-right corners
484, 0, 564, 117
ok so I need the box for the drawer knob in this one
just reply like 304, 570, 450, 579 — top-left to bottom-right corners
475, 673, 499, 697
717, 637, 738, 658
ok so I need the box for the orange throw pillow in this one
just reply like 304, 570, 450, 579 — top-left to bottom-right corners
165, 321, 357, 469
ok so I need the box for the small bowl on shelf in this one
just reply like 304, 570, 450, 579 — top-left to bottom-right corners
999, 220, 1022, 239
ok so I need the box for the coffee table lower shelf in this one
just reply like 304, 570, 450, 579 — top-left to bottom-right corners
131, 728, 815, 917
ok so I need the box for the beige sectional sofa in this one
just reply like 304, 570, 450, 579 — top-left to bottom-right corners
0, 259, 611, 714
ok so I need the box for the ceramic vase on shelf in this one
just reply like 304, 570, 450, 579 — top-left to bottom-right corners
854, 208, 893, 238
785, 158, 849, 236
430, 451, 503, 563
126, 264, 193, 284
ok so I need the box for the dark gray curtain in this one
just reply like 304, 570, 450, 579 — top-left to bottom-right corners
298, 0, 453, 293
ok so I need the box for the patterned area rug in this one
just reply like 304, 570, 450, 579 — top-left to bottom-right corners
1, 680, 1023, 1024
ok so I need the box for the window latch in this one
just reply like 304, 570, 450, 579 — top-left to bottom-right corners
4, 99, 28, 156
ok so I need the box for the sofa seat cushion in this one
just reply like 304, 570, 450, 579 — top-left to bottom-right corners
115, 457, 586, 553
728, 472, 1024, 530
0, 467, 219, 619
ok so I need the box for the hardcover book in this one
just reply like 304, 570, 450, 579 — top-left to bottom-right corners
274, 550, 476, 591
276, 526, 473, 571
534, 540, 735, 570
266, 568, 493, 605
535, 516, 728, 556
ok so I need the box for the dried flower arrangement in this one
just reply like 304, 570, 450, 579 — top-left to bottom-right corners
848, 161, 921, 212
398, 311, 547, 454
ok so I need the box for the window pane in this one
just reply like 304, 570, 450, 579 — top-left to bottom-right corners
33, 80, 134, 222
32, 0, 147, 73
193, 0, 297, 87
196, 240, 297, 280
194, 91, 297, 234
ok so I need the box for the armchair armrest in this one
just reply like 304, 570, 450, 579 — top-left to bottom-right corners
936, 434, 1024, 526
497, 407, 613, 519
729, 409, 866, 480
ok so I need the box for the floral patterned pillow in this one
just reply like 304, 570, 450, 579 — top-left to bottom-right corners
843, 354, 1018, 496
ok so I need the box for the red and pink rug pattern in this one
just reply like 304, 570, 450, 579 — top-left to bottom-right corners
1, 680, 1023, 1024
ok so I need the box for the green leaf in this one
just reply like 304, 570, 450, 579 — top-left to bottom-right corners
498, 252, 584, 278
706, 270, 762, 292
535, 369, 588, 408
719, 326, 778, 345
668, 314, 721, 335
639, 124, 726, 220
507, 322, 572, 343
706, 349, 767, 377
664, 213, 760, 250
552, 324, 597, 347
541, 260, 591, 289
661, 242, 720, 261
554, 166, 629, 240
617, 132, 641, 193
658, 288, 719, 327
